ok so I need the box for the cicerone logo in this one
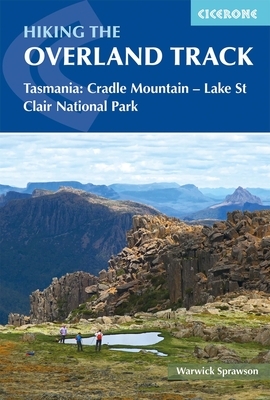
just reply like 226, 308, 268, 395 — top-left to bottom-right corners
198, 9, 257, 20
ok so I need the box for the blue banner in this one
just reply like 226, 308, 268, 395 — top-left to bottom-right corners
0, 0, 269, 132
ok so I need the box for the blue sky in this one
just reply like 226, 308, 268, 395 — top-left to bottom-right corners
1, 133, 269, 188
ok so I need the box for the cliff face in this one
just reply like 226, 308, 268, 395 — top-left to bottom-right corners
26, 210, 270, 323
81, 210, 270, 316
0, 187, 159, 323
29, 272, 98, 323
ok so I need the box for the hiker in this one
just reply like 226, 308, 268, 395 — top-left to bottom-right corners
95, 329, 103, 352
60, 325, 67, 343
75, 333, 83, 351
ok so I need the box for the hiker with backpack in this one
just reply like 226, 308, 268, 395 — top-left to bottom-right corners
75, 332, 83, 351
95, 329, 103, 352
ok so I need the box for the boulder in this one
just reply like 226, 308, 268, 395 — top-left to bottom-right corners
250, 350, 270, 363
254, 326, 270, 345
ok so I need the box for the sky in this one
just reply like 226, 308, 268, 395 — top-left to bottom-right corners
1, 133, 270, 189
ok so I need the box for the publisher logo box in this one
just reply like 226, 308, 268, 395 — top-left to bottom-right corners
191, 0, 270, 26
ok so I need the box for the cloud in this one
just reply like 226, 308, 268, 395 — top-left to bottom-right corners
0, 133, 269, 188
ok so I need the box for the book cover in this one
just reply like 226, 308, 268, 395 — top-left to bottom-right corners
0, 0, 270, 399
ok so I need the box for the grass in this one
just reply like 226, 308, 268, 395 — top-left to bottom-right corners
1, 325, 270, 400
1, 325, 269, 366
186, 310, 270, 328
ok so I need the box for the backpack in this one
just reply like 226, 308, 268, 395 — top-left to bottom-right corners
97, 333, 102, 340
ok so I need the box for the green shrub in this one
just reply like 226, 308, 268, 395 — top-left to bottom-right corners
116, 268, 125, 276
115, 288, 170, 315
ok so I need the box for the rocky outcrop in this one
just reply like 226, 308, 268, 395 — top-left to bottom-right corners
193, 344, 242, 363
173, 319, 270, 345
8, 313, 30, 326
29, 271, 98, 323
250, 350, 270, 363
80, 211, 270, 316
23, 210, 270, 323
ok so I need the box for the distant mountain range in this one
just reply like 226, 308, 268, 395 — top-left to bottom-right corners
0, 188, 159, 323
0, 181, 119, 198
1, 181, 270, 218
0, 181, 218, 217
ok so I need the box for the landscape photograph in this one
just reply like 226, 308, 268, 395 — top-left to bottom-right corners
1, 133, 270, 400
